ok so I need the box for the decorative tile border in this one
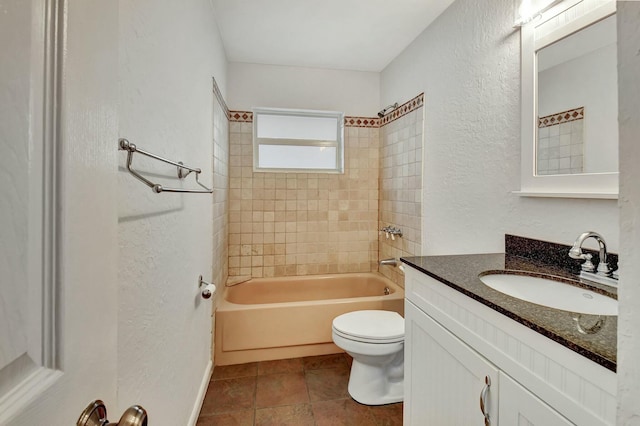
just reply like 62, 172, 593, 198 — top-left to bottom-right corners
344, 117, 380, 128
228, 92, 424, 127
229, 111, 253, 123
229, 111, 379, 127
538, 106, 584, 128
212, 77, 230, 119
379, 92, 424, 126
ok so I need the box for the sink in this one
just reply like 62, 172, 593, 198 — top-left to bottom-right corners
479, 273, 618, 316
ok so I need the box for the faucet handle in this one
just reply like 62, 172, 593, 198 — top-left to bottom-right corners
580, 253, 597, 273
596, 260, 613, 277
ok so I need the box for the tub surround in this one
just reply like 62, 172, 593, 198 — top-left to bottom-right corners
227, 92, 424, 282
401, 235, 617, 371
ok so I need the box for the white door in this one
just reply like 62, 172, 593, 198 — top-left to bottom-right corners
0, 0, 119, 424
404, 301, 499, 426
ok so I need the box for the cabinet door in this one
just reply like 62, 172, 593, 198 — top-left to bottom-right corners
499, 373, 573, 426
405, 301, 499, 426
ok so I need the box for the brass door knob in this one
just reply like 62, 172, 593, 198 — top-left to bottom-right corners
78, 400, 148, 426
117, 405, 148, 426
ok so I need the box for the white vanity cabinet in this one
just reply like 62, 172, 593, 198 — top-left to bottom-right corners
499, 372, 573, 426
403, 265, 617, 426
405, 301, 499, 425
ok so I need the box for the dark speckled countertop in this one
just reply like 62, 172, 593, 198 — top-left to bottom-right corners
401, 252, 617, 372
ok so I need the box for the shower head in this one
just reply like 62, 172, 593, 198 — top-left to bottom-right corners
377, 103, 399, 118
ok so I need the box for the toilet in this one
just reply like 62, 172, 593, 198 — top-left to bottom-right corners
331, 310, 404, 405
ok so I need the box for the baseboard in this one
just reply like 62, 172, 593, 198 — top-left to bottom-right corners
187, 359, 213, 426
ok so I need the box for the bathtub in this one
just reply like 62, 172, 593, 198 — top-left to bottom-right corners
214, 272, 404, 365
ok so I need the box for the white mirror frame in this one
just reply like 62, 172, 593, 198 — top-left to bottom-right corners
518, 0, 618, 199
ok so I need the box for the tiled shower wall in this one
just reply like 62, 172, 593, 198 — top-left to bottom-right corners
226, 93, 423, 282
537, 107, 585, 175
228, 119, 380, 278
212, 79, 230, 290
378, 95, 424, 287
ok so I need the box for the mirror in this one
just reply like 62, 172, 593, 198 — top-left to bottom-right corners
519, 0, 618, 197
536, 15, 618, 176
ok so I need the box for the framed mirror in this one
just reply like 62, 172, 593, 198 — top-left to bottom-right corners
519, 0, 618, 198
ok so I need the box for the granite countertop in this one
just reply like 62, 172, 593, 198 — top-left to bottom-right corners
401, 253, 617, 372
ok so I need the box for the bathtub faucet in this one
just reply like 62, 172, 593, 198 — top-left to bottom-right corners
379, 258, 398, 267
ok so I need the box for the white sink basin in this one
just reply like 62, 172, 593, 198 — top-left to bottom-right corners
479, 273, 618, 316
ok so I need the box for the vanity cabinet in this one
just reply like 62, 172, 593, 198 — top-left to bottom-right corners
404, 265, 617, 426
405, 301, 499, 425
499, 372, 573, 426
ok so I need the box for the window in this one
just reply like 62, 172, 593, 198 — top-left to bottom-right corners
253, 108, 344, 173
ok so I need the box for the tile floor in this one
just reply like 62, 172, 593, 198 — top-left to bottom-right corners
197, 353, 403, 426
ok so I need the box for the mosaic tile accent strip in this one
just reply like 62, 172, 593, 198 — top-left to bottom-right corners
229, 92, 424, 128
230, 111, 379, 128
212, 77, 229, 119
379, 93, 424, 126
344, 117, 380, 128
538, 106, 584, 128
229, 111, 254, 123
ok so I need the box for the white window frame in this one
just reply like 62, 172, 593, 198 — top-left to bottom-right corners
253, 107, 345, 173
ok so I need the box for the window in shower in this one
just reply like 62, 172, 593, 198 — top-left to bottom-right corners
253, 107, 344, 173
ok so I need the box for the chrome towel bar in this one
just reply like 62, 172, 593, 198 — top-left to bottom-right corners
119, 138, 213, 194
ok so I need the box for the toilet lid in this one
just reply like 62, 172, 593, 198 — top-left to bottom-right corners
332, 310, 404, 341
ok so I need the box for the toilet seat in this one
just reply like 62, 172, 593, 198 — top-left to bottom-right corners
332, 310, 404, 343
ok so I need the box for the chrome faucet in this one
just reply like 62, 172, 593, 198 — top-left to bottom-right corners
379, 258, 398, 267
569, 231, 612, 277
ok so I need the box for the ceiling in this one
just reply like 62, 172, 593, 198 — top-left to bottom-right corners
210, 0, 455, 72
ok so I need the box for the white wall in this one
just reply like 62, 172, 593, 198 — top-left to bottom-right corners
617, 2, 640, 423
381, 0, 619, 255
227, 62, 380, 116
118, 0, 227, 424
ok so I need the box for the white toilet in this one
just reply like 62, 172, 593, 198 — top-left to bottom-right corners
331, 310, 404, 405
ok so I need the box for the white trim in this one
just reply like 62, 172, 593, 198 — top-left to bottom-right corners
0, 368, 63, 424
535, 2, 616, 50
519, 0, 618, 198
1, 0, 61, 410
513, 190, 617, 199
187, 360, 213, 426
252, 107, 345, 173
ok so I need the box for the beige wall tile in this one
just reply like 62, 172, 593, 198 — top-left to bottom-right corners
228, 123, 380, 278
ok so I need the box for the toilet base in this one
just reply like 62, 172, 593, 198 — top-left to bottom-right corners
346, 349, 404, 405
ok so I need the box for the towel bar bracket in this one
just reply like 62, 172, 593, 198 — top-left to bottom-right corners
118, 138, 213, 194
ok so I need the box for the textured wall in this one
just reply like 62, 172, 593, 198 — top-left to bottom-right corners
617, 2, 640, 423
228, 121, 379, 278
381, 0, 619, 255
117, 0, 227, 423
227, 62, 380, 116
